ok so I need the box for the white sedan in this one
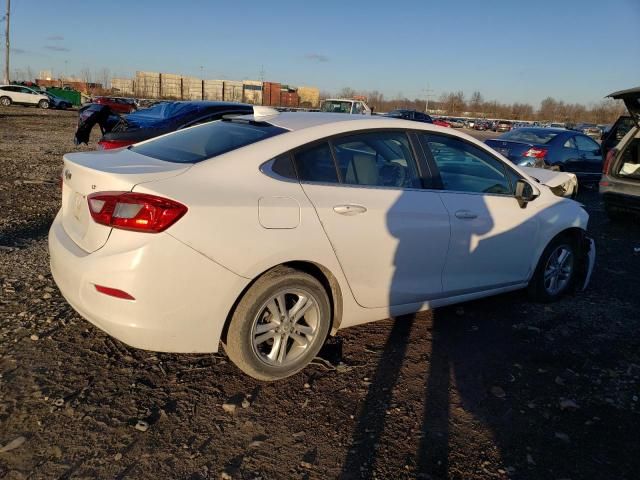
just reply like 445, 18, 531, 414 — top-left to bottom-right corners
49, 108, 595, 380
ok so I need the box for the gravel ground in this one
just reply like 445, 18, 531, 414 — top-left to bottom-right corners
1, 106, 639, 479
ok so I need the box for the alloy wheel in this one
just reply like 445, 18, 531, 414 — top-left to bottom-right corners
250, 288, 320, 367
543, 245, 574, 296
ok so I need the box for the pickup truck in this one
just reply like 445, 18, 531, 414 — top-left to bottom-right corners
319, 98, 372, 115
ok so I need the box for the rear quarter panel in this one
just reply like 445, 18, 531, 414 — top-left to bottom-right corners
131, 133, 380, 329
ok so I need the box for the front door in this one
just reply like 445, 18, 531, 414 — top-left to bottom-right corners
418, 132, 539, 294
294, 131, 451, 308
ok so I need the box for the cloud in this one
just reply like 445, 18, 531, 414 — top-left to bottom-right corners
304, 53, 329, 63
43, 45, 70, 52
10, 48, 27, 54
46, 35, 64, 41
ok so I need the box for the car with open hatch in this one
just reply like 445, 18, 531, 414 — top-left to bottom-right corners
599, 86, 640, 219
49, 108, 595, 381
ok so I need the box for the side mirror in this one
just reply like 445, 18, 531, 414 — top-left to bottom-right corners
515, 179, 538, 208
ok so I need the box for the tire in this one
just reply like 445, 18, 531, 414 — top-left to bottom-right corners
528, 235, 578, 303
0, 96, 11, 107
225, 266, 331, 381
38, 99, 50, 109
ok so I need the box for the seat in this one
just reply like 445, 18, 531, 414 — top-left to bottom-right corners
345, 153, 379, 185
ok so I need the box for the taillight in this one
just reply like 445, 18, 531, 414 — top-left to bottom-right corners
97, 139, 134, 150
523, 148, 547, 159
87, 192, 187, 233
602, 148, 617, 174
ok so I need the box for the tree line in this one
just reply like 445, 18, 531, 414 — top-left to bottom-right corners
322, 88, 626, 124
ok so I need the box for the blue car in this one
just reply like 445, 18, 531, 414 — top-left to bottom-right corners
386, 109, 433, 123
485, 127, 603, 183
43, 92, 73, 110
75, 101, 253, 148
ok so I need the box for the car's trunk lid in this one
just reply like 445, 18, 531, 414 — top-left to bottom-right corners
61, 148, 190, 253
608, 87, 640, 127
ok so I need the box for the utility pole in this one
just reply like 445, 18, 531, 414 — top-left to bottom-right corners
422, 84, 435, 113
200, 66, 204, 100
3, 0, 10, 85
259, 64, 265, 83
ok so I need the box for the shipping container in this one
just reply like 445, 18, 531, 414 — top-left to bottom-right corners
135, 71, 160, 98
223, 80, 243, 103
160, 73, 182, 99
182, 76, 203, 100
262, 81, 281, 106
111, 78, 134, 95
204, 80, 224, 101
297, 86, 320, 108
280, 91, 299, 108
242, 80, 263, 105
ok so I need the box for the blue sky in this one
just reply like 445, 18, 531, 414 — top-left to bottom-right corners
5, 0, 639, 106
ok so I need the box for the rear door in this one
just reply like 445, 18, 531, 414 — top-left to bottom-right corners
418, 132, 538, 294
296, 130, 451, 308
557, 135, 584, 173
574, 135, 603, 178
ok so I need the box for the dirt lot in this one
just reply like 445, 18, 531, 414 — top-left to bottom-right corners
1, 107, 639, 480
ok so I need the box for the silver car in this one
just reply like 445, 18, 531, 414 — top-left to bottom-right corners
600, 87, 640, 219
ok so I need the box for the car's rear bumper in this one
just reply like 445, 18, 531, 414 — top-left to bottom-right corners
49, 210, 249, 353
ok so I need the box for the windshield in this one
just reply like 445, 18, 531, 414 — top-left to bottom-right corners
131, 120, 287, 163
500, 129, 559, 144
320, 101, 352, 113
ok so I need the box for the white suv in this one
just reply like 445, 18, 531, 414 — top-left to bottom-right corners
0, 85, 50, 109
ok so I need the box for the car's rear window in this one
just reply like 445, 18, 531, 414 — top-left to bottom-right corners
499, 129, 559, 144
131, 120, 287, 163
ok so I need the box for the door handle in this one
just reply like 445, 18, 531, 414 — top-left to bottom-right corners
333, 204, 367, 216
455, 210, 478, 220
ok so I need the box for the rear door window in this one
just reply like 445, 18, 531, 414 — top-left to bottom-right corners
131, 120, 287, 163
332, 131, 422, 188
294, 142, 339, 183
563, 136, 577, 149
575, 135, 600, 153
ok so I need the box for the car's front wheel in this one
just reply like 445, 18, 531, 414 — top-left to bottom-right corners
225, 267, 331, 381
528, 235, 578, 302
38, 99, 49, 109
0, 96, 11, 106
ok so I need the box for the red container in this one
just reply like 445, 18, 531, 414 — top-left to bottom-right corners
262, 82, 281, 106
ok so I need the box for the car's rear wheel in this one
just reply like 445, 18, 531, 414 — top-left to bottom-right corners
38, 99, 49, 109
528, 236, 578, 302
225, 267, 331, 381
0, 96, 11, 107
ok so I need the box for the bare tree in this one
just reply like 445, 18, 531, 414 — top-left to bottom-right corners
469, 91, 483, 113
338, 87, 356, 99
97, 67, 110, 89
